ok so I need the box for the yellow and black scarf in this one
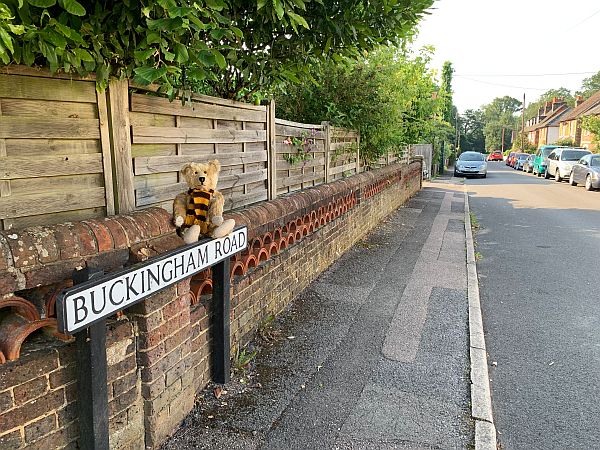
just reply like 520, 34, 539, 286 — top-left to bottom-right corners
184, 188, 214, 235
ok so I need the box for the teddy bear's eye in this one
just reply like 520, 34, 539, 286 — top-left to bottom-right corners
194, 171, 197, 175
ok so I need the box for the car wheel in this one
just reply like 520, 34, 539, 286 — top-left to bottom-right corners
569, 172, 577, 186
585, 175, 594, 191
554, 169, 562, 182
544, 169, 550, 179
482, 173, 487, 179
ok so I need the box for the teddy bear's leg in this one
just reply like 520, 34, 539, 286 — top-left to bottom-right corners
182, 225, 201, 244
212, 219, 235, 238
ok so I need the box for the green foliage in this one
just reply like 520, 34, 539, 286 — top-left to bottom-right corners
581, 115, 600, 150
555, 138, 575, 147
0, 0, 240, 93
233, 346, 257, 373
524, 88, 574, 120
440, 61, 454, 125
282, 130, 317, 165
0, 0, 434, 99
578, 70, 600, 99
276, 45, 448, 163
482, 96, 521, 150
458, 109, 485, 152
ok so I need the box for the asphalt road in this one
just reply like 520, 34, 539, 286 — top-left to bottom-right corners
466, 162, 600, 449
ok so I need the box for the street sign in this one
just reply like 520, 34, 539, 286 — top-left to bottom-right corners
56, 227, 247, 450
57, 227, 247, 334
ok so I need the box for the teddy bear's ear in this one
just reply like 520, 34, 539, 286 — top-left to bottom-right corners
208, 159, 221, 173
180, 163, 194, 177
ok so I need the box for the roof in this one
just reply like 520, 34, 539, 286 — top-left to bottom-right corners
525, 104, 571, 132
582, 103, 600, 117
560, 90, 600, 121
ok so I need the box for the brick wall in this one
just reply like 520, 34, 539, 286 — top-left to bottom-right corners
0, 161, 421, 449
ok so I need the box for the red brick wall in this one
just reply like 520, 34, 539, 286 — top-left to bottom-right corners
0, 161, 421, 449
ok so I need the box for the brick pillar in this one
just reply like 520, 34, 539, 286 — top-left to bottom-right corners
129, 280, 195, 448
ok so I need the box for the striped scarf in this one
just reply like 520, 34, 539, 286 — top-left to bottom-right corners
184, 188, 214, 235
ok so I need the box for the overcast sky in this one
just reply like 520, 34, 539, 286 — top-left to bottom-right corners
412, 0, 600, 113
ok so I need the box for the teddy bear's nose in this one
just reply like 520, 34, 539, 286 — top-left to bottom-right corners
198, 176, 205, 184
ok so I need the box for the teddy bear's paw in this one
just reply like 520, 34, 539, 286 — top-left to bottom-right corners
212, 219, 235, 238
174, 216, 184, 227
211, 215, 224, 226
183, 225, 201, 244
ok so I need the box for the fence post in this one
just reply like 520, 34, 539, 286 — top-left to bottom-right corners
356, 132, 361, 174
107, 79, 135, 214
322, 121, 331, 183
268, 100, 277, 200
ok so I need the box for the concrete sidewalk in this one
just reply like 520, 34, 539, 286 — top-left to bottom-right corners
163, 176, 484, 449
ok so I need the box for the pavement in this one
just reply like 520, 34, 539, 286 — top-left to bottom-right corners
163, 173, 495, 450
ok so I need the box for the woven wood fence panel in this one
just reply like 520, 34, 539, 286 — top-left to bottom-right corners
329, 127, 360, 181
129, 90, 269, 212
0, 71, 114, 230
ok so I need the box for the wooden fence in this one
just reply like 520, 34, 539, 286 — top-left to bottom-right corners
0, 71, 114, 230
0, 69, 405, 231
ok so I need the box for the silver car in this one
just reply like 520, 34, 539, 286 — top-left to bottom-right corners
454, 152, 487, 178
544, 148, 592, 182
569, 154, 600, 191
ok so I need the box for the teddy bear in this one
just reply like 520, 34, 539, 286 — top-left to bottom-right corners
173, 160, 235, 244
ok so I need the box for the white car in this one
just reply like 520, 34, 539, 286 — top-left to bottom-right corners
545, 148, 591, 182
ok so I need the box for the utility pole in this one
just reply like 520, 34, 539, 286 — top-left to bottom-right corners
521, 93, 526, 150
501, 127, 505, 152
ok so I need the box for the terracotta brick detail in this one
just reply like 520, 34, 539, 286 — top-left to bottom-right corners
0, 162, 422, 449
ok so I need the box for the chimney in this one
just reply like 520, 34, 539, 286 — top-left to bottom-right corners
552, 97, 566, 112
544, 101, 553, 115
576, 95, 585, 107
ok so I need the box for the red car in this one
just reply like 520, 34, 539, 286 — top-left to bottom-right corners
506, 151, 516, 166
487, 151, 503, 161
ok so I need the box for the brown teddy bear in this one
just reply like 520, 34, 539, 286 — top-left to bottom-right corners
173, 160, 235, 244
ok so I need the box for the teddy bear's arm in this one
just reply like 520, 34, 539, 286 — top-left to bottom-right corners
208, 191, 225, 225
173, 192, 188, 226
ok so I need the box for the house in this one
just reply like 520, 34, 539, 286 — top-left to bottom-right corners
524, 97, 571, 147
580, 103, 600, 151
557, 90, 600, 147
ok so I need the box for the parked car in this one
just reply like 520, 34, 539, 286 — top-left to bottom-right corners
487, 151, 503, 162
506, 152, 516, 166
454, 151, 487, 178
513, 153, 529, 170
532, 145, 564, 177
545, 148, 592, 182
569, 154, 600, 191
522, 154, 535, 173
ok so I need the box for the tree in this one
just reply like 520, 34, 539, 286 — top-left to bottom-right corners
578, 70, 600, 99
482, 96, 521, 150
440, 61, 454, 125
524, 88, 574, 120
0, 0, 434, 99
275, 45, 447, 162
580, 115, 600, 148
458, 109, 485, 153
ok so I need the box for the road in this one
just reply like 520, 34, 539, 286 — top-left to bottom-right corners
466, 162, 600, 449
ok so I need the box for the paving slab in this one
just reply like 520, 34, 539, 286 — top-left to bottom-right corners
163, 177, 476, 450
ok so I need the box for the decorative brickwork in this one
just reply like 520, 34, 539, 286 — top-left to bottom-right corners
0, 161, 421, 449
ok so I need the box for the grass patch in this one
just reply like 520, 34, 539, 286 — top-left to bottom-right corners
469, 211, 480, 229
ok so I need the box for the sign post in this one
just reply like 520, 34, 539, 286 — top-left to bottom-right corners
74, 268, 109, 450
57, 227, 247, 449
211, 258, 231, 383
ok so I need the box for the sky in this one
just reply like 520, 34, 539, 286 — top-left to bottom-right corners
412, 0, 600, 113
